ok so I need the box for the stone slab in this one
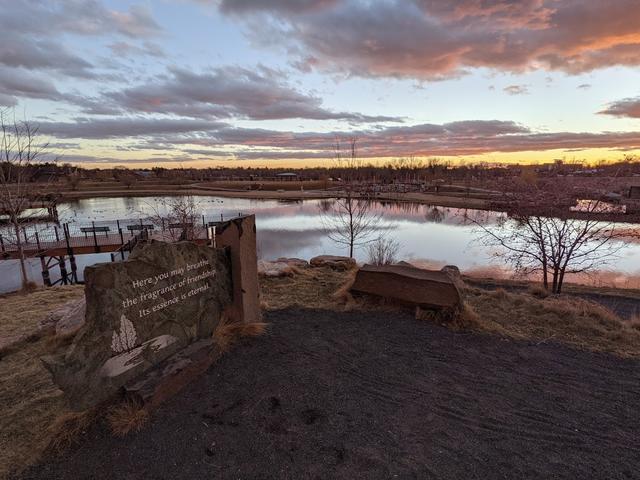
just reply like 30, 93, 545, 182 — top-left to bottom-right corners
43, 240, 232, 410
350, 264, 461, 310
124, 339, 218, 409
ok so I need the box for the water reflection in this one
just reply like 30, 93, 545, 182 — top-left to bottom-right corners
1, 195, 639, 293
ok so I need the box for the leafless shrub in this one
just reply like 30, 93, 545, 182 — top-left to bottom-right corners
367, 236, 400, 265
148, 195, 200, 241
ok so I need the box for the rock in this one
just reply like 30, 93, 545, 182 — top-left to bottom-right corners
440, 265, 465, 289
350, 264, 461, 310
394, 261, 416, 267
310, 255, 356, 271
275, 257, 309, 268
40, 298, 86, 337
258, 260, 294, 277
43, 240, 233, 410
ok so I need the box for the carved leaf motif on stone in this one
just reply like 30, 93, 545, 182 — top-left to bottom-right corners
111, 314, 138, 353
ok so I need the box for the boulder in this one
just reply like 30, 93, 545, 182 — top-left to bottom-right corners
440, 265, 465, 289
43, 240, 233, 410
276, 257, 309, 268
310, 255, 356, 271
40, 297, 86, 337
258, 260, 294, 277
350, 264, 461, 310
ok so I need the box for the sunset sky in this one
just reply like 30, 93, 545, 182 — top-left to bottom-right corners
4, 0, 640, 168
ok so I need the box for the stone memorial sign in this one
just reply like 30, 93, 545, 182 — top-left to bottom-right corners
44, 240, 232, 409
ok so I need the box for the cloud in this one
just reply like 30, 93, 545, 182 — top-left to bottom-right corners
0, 38, 94, 78
0, 1, 162, 39
219, 0, 640, 79
0, 67, 61, 106
218, 0, 338, 14
45, 116, 640, 162
38, 118, 227, 139
503, 85, 529, 95
108, 41, 166, 58
599, 97, 640, 118
0, 0, 163, 91
90, 66, 404, 122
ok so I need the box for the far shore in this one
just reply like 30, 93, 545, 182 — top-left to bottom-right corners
58, 187, 492, 210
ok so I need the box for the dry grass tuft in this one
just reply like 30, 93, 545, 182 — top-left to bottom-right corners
20, 281, 39, 293
489, 288, 509, 300
106, 400, 149, 437
214, 315, 269, 353
527, 284, 550, 299
415, 303, 479, 330
331, 269, 358, 305
45, 409, 96, 453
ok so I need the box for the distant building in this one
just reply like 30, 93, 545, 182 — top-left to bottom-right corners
275, 172, 298, 181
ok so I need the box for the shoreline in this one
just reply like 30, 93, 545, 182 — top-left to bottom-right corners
59, 187, 492, 210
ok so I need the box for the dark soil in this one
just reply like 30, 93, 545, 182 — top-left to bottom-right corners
19, 309, 640, 480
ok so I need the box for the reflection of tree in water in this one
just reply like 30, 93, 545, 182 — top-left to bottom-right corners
425, 206, 444, 223
318, 199, 334, 213
458, 208, 503, 226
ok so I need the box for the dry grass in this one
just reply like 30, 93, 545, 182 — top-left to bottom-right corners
415, 303, 480, 330
45, 409, 97, 453
214, 315, 269, 353
0, 286, 86, 479
0, 285, 83, 341
260, 266, 358, 310
0, 339, 74, 479
464, 286, 640, 357
106, 400, 149, 437
527, 284, 550, 299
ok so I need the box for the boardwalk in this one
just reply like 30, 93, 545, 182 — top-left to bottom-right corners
0, 220, 214, 260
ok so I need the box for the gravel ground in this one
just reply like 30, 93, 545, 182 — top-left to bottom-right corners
19, 308, 640, 480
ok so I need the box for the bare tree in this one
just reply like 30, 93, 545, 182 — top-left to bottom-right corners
148, 195, 200, 241
334, 136, 361, 174
0, 112, 57, 289
367, 236, 400, 265
321, 137, 381, 257
473, 182, 629, 293
321, 193, 380, 257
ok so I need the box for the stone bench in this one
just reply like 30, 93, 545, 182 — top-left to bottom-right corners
350, 264, 461, 310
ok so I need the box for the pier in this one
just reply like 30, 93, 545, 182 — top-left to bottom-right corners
0, 214, 240, 287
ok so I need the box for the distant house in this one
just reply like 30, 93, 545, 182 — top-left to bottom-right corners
275, 172, 298, 181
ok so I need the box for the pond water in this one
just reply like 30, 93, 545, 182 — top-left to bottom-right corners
2, 195, 640, 293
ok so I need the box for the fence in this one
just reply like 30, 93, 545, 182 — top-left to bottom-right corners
0, 212, 244, 258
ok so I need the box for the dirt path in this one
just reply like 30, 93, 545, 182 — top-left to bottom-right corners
19, 309, 640, 479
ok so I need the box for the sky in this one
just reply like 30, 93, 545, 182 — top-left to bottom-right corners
3, 0, 640, 168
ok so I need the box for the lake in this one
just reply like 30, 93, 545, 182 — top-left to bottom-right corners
1, 195, 640, 293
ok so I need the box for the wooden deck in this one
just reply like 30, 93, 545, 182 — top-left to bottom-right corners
0, 227, 210, 260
